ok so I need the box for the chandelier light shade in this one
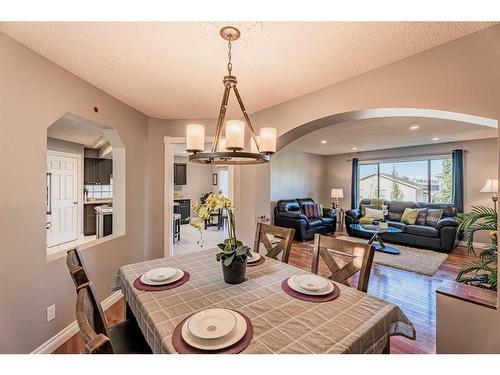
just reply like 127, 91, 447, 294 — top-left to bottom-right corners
187, 26, 277, 165
186, 124, 205, 153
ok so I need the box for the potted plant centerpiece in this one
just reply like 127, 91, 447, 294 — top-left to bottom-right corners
190, 191, 251, 284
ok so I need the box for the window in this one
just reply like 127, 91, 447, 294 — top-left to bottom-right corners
358, 156, 453, 203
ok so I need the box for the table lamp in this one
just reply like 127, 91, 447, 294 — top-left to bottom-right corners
331, 188, 344, 209
480, 178, 498, 211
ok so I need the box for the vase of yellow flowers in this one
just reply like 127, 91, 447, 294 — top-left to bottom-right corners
190, 191, 251, 284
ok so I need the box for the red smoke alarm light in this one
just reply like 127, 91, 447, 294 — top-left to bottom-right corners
93, 107, 99, 113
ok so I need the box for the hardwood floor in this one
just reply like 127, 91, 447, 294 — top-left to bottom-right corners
54, 235, 477, 354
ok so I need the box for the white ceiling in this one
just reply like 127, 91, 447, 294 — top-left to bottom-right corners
48, 116, 104, 148
285, 116, 498, 155
1, 22, 496, 119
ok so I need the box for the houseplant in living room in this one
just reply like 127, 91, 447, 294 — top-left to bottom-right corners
456, 205, 497, 291
190, 191, 251, 284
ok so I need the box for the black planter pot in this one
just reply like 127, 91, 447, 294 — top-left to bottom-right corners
221, 258, 247, 284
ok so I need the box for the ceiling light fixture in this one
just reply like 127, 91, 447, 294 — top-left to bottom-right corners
410, 125, 419, 130
432, 137, 440, 141
186, 26, 277, 165
321, 140, 327, 144
352, 147, 358, 151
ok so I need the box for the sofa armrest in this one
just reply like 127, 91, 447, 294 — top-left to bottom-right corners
322, 207, 336, 218
345, 209, 362, 221
279, 211, 309, 222
436, 217, 459, 230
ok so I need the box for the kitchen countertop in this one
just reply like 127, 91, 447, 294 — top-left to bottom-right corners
84, 199, 113, 205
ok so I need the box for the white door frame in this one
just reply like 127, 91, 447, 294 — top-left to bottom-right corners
163, 136, 234, 258
46, 149, 83, 247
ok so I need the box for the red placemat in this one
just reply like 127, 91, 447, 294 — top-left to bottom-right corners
133, 271, 190, 291
281, 278, 340, 302
172, 310, 253, 354
246, 256, 265, 267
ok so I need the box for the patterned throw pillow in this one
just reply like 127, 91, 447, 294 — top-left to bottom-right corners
426, 209, 443, 227
401, 208, 419, 225
302, 203, 319, 218
361, 204, 379, 216
416, 208, 428, 225
317, 204, 324, 217
364, 207, 384, 220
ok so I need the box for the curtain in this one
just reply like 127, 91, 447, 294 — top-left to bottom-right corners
452, 149, 464, 213
351, 158, 359, 209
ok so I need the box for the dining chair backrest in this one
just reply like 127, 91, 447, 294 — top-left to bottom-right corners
66, 249, 109, 339
253, 223, 295, 263
76, 284, 115, 354
311, 234, 375, 293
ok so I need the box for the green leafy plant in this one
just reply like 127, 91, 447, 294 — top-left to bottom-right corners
456, 205, 497, 291
190, 190, 250, 266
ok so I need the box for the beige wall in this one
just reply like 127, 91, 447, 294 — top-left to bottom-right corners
270, 148, 328, 207
0, 33, 149, 353
325, 138, 497, 242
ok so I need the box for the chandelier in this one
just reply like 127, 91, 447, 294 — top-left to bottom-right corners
186, 26, 277, 165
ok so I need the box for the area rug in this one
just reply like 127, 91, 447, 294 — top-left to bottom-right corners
336, 235, 447, 276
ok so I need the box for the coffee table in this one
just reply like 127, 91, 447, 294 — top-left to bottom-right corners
349, 224, 403, 255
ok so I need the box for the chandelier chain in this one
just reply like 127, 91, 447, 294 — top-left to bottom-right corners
227, 36, 233, 75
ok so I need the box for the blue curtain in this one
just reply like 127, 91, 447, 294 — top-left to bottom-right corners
452, 149, 464, 213
351, 158, 359, 209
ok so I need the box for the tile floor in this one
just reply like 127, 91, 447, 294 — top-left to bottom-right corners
173, 223, 228, 255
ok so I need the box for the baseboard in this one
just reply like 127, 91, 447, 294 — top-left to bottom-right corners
31, 290, 123, 354
458, 241, 488, 250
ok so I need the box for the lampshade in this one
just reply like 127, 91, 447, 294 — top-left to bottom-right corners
225, 120, 245, 150
217, 137, 227, 152
186, 124, 205, 152
331, 188, 344, 198
480, 179, 498, 193
250, 136, 260, 154
259, 127, 277, 154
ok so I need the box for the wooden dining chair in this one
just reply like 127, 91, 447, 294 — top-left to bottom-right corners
66, 249, 152, 354
253, 223, 295, 263
311, 234, 375, 293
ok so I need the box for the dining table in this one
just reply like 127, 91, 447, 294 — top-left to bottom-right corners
114, 247, 415, 354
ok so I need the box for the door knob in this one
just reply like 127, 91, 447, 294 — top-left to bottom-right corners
73, 201, 78, 205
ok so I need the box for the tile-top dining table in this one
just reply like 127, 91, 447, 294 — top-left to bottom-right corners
115, 248, 415, 354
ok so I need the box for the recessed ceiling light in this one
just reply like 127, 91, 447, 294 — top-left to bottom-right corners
410, 125, 419, 130
321, 140, 327, 144
352, 147, 358, 151
432, 137, 440, 141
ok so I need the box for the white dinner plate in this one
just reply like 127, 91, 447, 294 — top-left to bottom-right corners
247, 251, 261, 263
181, 310, 247, 350
292, 274, 329, 291
140, 269, 184, 286
287, 275, 334, 296
145, 267, 178, 282
187, 308, 237, 340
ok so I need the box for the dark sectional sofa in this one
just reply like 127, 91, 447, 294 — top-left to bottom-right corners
274, 198, 337, 241
345, 199, 460, 252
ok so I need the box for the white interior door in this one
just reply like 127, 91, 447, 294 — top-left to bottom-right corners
46, 152, 78, 247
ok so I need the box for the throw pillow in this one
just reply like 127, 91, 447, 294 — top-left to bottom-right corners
415, 208, 428, 225
364, 207, 384, 220
426, 209, 443, 227
302, 203, 319, 218
359, 216, 375, 225
317, 204, 324, 217
361, 204, 378, 216
401, 208, 419, 225
370, 198, 385, 209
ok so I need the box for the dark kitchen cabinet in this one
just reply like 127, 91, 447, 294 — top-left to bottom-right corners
84, 158, 113, 185
175, 199, 190, 224
84, 204, 98, 235
174, 163, 187, 185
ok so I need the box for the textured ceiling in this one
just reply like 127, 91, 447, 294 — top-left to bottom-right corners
1, 22, 496, 119
48, 116, 104, 148
285, 116, 497, 155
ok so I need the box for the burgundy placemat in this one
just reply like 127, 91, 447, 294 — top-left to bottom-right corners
172, 310, 253, 354
133, 271, 190, 291
281, 278, 340, 302
246, 256, 265, 267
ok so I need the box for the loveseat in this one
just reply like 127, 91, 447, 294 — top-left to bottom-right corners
345, 199, 460, 252
274, 198, 337, 241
